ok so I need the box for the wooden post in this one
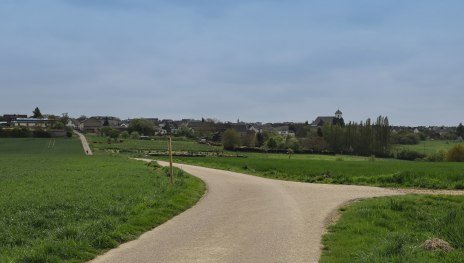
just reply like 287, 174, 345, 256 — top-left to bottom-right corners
169, 136, 174, 184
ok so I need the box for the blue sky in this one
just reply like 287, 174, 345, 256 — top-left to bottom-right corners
1, 0, 463, 125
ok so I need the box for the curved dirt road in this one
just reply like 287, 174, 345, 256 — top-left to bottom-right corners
91, 161, 401, 263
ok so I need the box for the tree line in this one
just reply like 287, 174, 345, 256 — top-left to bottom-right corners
323, 116, 391, 156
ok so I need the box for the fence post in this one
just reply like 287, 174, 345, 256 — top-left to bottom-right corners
169, 136, 174, 184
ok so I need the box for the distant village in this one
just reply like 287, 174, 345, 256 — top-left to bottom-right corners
0, 108, 460, 141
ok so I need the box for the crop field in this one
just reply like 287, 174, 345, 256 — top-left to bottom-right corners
166, 153, 464, 189
0, 138, 205, 262
0, 137, 83, 155
321, 195, 464, 262
393, 140, 461, 156
87, 135, 221, 154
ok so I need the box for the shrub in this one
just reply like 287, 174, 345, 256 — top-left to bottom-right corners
32, 129, 51, 138
392, 133, 421, 145
222, 129, 240, 150
447, 144, 464, 162
396, 150, 426, 161
426, 150, 447, 162
10, 127, 31, 138
128, 119, 155, 136
120, 131, 130, 139
130, 131, 140, 140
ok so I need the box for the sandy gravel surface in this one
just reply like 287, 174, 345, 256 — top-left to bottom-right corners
90, 160, 407, 263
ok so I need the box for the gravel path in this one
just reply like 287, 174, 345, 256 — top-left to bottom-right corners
74, 130, 93, 156
90, 160, 405, 263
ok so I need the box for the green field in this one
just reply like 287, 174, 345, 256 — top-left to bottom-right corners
394, 140, 461, 156
165, 153, 464, 189
87, 135, 221, 154
321, 195, 464, 262
0, 138, 205, 262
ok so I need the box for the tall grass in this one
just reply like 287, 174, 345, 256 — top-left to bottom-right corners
321, 195, 464, 262
0, 138, 205, 262
170, 154, 464, 189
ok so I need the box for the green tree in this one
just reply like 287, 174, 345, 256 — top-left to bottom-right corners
59, 113, 70, 127
222, 129, 240, 150
241, 132, 256, 147
178, 124, 195, 138
120, 131, 130, 139
256, 132, 265, 147
130, 131, 140, 140
322, 116, 391, 156
32, 107, 43, 118
266, 137, 278, 149
286, 137, 300, 151
107, 129, 120, 141
457, 123, 464, 138
129, 119, 155, 136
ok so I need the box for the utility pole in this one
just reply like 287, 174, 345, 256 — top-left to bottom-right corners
169, 136, 174, 184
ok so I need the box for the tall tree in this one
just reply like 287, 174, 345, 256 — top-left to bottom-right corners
222, 129, 240, 150
128, 118, 155, 136
32, 107, 43, 118
457, 123, 464, 138
322, 116, 391, 156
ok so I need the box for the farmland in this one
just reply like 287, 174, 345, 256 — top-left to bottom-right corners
0, 138, 205, 262
321, 195, 464, 262
165, 152, 464, 189
393, 140, 462, 156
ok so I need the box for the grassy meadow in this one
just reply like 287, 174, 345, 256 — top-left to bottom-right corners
0, 137, 205, 262
165, 153, 464, 189
87, 135, 221, 154
321, 195, 464, 262
393, 140, 462, 156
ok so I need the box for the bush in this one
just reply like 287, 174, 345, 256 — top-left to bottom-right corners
128, 119, 155, 136
392, 133, 421, 145
120, 131, 130, 139
222, 129, 240, 150
426, 150, 447, 162
10, 127, 31, 138
396, 150, 426, 161
447, 144, 464, 162
32, 129, 51, 138
130, 131, 140, 140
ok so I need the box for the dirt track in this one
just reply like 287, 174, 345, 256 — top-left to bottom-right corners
74, 130, 93, 156
90, 160, 407, 263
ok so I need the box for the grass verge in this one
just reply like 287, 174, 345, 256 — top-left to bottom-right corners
87, 135, 221, 154
164, 153, 464, 189
320, 195, 464, 262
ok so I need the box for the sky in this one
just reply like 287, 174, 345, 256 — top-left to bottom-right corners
0, 0, 463, 126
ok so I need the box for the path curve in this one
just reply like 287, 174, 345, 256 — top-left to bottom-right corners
90, 160, 406, 263
74, 130, 93, 156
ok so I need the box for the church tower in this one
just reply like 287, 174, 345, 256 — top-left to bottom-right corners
335, 109, 343, 119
